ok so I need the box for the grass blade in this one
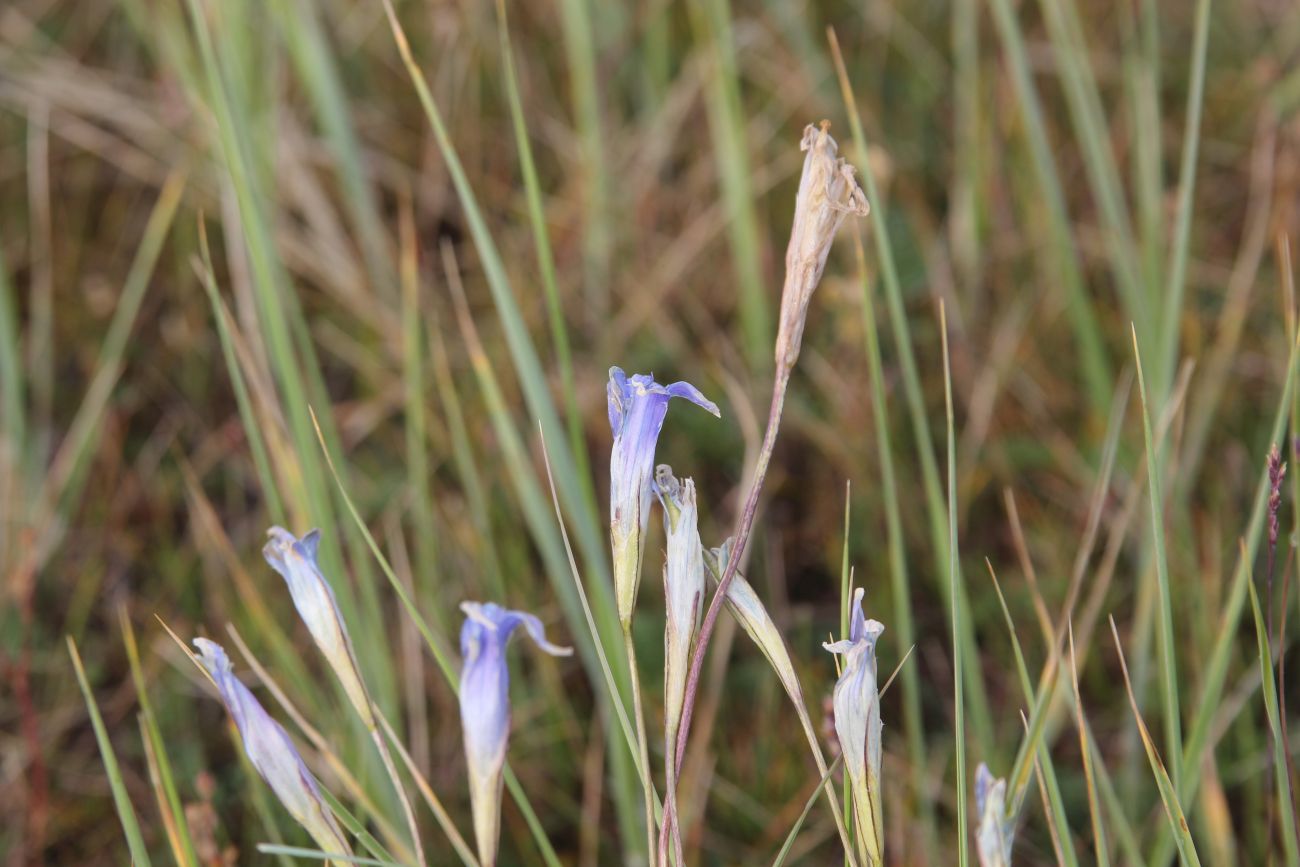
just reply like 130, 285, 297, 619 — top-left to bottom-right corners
493, 0, 588, 480
940, 303, 969, 867
1158, 0, 1214, 400
980, 0, 1112, 415
771, 756, 844, 867
67, 637, 153, 866
828, 27, 994, 753
1247, 566, 1300, 865
256, 844, 403, 866
1132, 327, 1183, 790
852, 233, 933, 852
1109, 618, 1202, 866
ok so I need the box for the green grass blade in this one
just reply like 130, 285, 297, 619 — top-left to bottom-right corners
940, 304, 969, 867
47, 174, 184, 518
689, 0, 771, 369
494, 0, 589, 484
981, 0, 1112, 416
121, 609, 199, 866
1247, 576, 1300, 866
985, 565, 1078, 867
0, 246, 25, 468
853, 235, 932, 851
554, 0, 611, 323
828, 30, 994, 753
950, 0, 981, 288
426, 307, 507, 600
771, 757, 844, 867
1110, 619, 1202, 867
1067, 628, 1110, 867
1131, 327, 1183, 791
67, 637, 153, 866
194, 223, 287, 524
1156, 0, 1213, 401
1034, 0, 1146, 346
398, 207, 442, 621
272, 0, 394, 301
309, 407, 457, 685
256, 845, 401, 866
379, 0, 622, 671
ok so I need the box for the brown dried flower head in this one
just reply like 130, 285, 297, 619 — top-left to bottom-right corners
775, 121, 870, 369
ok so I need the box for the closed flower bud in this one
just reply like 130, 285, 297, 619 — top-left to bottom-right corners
262, 527, 373, 727
824, 587, 885, 865
607, 368, 719, 626
459, 602, 572, 867
775, 122, 869, 370
193, 638, 352, 864
654, 466, 705, 796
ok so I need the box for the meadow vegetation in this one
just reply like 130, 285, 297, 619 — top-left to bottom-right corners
3, 0, 1300, 863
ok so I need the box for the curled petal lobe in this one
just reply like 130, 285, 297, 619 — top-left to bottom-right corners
192, 638, 351, 863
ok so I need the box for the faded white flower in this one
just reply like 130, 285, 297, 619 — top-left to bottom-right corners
824, 587, 885, 865
776, 121, 869, 370
976, 763, 1014, 867
654, 466, 705, 759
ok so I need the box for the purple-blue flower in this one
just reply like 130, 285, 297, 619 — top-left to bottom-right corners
192, 638, 352, 862
607, 367, 719, 624
459, 602, 571, 866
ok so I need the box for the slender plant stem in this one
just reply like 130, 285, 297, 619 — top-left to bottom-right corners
368, 727, 426, 867
625, 627, 659, 867
669, 363, 792, 818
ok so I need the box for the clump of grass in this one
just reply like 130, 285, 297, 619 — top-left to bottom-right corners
7, 0, 1300, 863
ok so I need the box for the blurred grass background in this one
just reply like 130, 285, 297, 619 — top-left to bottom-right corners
3, 0, 1300, 863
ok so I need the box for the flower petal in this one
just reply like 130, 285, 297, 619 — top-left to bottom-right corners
664, 381, 721, 417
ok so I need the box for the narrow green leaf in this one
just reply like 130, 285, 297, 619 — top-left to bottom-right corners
68, 637, 153, 866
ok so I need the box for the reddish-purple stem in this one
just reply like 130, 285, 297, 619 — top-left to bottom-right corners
659, 365, 791, 854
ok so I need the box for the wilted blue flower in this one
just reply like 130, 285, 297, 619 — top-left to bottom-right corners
824, 587, 885, 865
975, 763, 1013, 867
263, 527, 372, 726
459, 602, 572, 867
192, 638, 352, 863
607, 367, 719, 625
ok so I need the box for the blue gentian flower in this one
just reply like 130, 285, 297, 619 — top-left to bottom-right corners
607, 367, 719, 625
824, 587, 885, 864
459, 602, 572, 866
263, 527, 372, 726
192, 638, 352, 863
